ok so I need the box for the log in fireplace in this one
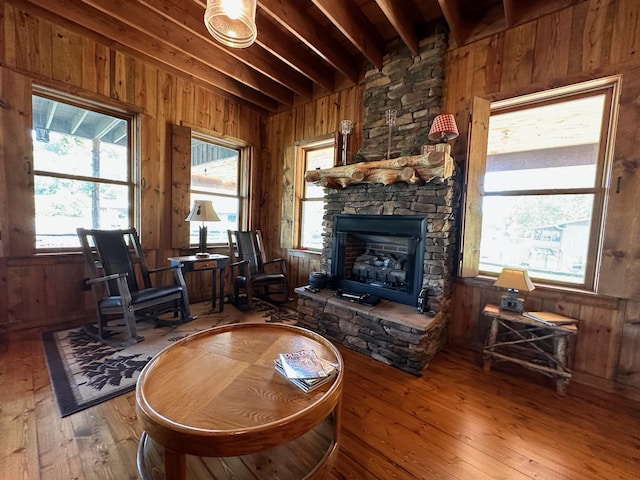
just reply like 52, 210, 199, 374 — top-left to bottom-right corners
331, 214, 428, 307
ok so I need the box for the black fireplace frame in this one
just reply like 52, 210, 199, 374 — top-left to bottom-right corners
331, 214, 428, 306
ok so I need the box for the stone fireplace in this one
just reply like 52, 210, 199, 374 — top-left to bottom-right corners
296, 28, 456, 376
331, 214, 428, 306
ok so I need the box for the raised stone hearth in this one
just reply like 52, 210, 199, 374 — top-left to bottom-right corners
296, 287, 447, 376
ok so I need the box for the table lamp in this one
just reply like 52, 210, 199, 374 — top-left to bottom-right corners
494, 267, 535, 313
428, 114, 459, 143
185, 200, 220, 257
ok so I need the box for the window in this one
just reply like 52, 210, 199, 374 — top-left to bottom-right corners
476, 79, 619, 289
190, 134, 248, 245
32, 91, 134, 250
296, 138, 335, 250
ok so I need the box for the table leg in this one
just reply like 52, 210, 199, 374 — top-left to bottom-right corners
483, 318, 499, 372
164, 448, 186, 480
219, 267, 225, 312
211, 269, 217, 312
554, 335, 569, 396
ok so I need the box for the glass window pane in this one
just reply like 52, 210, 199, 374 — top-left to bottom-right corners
486, 95, 605, 192
191, 139, 239, 195
35, 177, 129, 248
188, 194, 239, 245
479, 194, 593, 285
32, 96, 128, 182
301, 200, 325, 250
305, 182, 325, 199
306, 148, 333, 170
304, 146, 334, 199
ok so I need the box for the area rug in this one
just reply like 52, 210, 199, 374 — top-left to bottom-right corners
41, 299, 297, 417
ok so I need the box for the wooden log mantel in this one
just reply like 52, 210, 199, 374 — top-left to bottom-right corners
305, 150, 454, 189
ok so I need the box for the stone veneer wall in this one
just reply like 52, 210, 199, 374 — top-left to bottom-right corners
356, 28, 448, 162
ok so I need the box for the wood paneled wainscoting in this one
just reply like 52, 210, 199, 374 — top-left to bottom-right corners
2, 326, 639, 479
286, 249, 322, 295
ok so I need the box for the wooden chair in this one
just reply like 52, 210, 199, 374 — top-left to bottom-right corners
227, 230, 290, 309
77, 228, 194, 347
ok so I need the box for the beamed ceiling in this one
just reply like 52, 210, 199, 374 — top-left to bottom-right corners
20, 0, 581, 113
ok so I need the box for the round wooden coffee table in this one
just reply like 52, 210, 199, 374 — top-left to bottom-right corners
135, 322, 343, 480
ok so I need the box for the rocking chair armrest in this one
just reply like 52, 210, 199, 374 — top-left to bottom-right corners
148, 264, 182, 275
263, 257, 285, 264
85, 272, 128, 285
263, 257, 286, 273
229, 259, 250, 269
229, 259, 252, 279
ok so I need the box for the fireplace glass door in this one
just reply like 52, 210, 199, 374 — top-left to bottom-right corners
331, 215, 427, 306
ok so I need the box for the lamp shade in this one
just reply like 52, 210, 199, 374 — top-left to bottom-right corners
204, 0, 257, 48
428, 114, 459, 142
185, 200, 221, 222
494, 268, 535, 292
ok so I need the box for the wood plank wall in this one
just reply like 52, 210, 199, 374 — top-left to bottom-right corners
0, 1, 263, 330
260, 86, 364, 292
443, 0, 640, 397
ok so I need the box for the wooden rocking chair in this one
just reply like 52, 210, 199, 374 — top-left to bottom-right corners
227, 230, 290, 309
77, 228, 194, 347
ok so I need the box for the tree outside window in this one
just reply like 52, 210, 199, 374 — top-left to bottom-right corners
32, 93, 133, 250
477, 80, 617, 289
296, 139, 335, 250
190, 135, 248, 245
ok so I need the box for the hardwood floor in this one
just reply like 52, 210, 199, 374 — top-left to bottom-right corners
1, 322, 639, 480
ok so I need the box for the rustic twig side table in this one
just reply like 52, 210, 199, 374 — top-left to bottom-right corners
482, 304, 578, 395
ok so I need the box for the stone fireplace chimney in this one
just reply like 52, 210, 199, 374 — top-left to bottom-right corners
322, 26, 456, 314
297, 27, 456, 376
356, 28, 448, 162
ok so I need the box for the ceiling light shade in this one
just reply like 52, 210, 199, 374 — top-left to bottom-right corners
428, 114, 459, 143
204, 0, 257, 49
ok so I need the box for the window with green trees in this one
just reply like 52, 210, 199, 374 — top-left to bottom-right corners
478, 79, 618, 289
32, 91, 134, 250
189, 134, 248, 245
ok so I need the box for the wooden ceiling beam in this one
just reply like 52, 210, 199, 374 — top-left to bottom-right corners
503, 0, 515, 27
374, 0, 419, 56
146, 0, 313, 99
24, 0, 279, 111
258, 0, 360, 84
255, 14, 335, 92
310, 0, 385, 69
436, 0, 468, 48
77, 0, 293, 106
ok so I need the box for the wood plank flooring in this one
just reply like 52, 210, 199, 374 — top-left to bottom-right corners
1, 318, 639, 479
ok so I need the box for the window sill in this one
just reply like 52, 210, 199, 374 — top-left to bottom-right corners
456, 275, 619, 308
287, 248, 321, 257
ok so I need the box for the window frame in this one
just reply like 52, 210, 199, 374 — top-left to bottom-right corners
189, 131, 249, 247
460, 76, 621, 292
31, 86, 136, 252
294, 136, 336, 251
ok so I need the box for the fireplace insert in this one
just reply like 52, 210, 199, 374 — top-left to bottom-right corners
330, 214, 428, 306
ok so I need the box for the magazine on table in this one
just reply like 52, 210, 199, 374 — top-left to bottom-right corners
278, 349, 330, 379
523, 311, 577, 326
275, 349, 339, 393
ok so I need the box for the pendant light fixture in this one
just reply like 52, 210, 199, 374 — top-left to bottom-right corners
204, 0, 257, 49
